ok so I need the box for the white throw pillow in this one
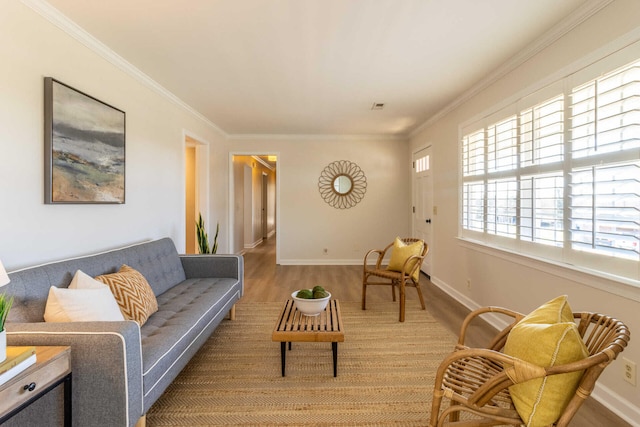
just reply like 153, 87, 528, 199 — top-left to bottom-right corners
44, 286, 125, 322
69, 269, 107, 289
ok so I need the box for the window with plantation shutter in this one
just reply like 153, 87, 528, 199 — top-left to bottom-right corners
460, 55, 640, 282
520, 95, 564, 166
488, 116, 517, 172
520, 173, 564, 246
571, 61, 640, 158
462, 130, 484, 177
570, 162, 640, 259
462, 181, 484, 232
568, 59, 640, 262
487, 178, 517, 238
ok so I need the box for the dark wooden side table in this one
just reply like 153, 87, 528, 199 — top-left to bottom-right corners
272, 299, 344, 377
0, 346, 72, 426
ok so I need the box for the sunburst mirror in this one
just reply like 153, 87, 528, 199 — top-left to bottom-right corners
318, 160, 367, 209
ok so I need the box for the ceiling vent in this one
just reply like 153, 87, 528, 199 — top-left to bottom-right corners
371, 102, 384, 110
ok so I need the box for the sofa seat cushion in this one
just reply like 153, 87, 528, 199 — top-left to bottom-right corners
140, 277, 241, 399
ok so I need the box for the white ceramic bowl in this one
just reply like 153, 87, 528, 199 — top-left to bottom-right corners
291, 290, 331, 316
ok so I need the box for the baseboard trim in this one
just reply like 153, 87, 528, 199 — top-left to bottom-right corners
591, 383, 640, 427
279, 259, 361, 265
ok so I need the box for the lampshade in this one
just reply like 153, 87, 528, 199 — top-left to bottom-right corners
0, 260, 9, 287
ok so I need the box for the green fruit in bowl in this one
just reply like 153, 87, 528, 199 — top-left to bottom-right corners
313, 290, 329, 299
296, 289, 313, 299
312, 285, 325, 293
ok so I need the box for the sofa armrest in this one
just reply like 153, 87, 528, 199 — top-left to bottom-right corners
180, 254, 244, 281
6, 321, 143, 427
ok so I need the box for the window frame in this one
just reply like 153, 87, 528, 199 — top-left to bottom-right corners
458, 43, 640, 288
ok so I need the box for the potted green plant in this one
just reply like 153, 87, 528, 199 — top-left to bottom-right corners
196, 213, 219, 254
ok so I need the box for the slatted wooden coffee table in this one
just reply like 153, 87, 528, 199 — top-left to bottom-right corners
272, 299, 344, 377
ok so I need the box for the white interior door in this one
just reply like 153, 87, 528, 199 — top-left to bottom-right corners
413, 146, 433, 276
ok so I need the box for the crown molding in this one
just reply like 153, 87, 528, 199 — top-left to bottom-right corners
227, 133, 406, 142
21, 0, 229, 138
409, 0, 615, 138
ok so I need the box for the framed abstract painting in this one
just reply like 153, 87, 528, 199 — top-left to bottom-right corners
44, 77, 125, 204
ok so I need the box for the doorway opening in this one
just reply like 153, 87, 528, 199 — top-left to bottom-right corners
184, 134, 209, 254
230, 154, 278, 261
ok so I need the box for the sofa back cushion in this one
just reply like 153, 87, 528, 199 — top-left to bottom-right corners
6, 238, 185, 323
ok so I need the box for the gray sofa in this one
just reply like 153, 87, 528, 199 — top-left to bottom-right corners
4, 237, 243, 427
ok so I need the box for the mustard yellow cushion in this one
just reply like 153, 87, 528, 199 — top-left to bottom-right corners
504, 296, 588, 427
518, 294, 574, 325
386, 237, 423, 282
95, 265, 158, 326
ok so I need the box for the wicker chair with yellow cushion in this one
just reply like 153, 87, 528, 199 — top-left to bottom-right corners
428, 295, 630, 427
362, 237, 429, 322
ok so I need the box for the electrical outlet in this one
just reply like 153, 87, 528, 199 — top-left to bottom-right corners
623, 357, 636, 386
466, 279, 471, 290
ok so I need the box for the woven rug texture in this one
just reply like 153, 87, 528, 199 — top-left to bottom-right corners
146, 301, 456, 426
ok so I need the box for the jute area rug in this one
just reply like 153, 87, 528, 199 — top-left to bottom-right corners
146, 301, 456, 426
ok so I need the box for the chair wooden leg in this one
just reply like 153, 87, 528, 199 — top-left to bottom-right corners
415, 282, 426, 310
399, 285, 406, 322
391, 283, 397, 302
429, 389, 444, 427
362, 277, 367, 310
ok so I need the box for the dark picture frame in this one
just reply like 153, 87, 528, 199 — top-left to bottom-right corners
44, 77, 125, 204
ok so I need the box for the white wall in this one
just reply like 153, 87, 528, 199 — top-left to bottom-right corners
410, 1, 640, 423
0, 1, 230, 270
231, 136, 411, 264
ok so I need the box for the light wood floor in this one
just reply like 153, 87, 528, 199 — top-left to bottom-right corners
240, 236, 631, 427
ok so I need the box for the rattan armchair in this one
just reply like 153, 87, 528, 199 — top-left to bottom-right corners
429, 306, 630, 426
361, 238, 429, 322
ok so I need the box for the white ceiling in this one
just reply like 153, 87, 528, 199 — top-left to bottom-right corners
44, 0, 592, 137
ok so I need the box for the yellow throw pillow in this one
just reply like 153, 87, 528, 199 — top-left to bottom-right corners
386, 237, 424, 282
518, 294, 574, 324
95, 265, 158, 326
504, 296, 588, 427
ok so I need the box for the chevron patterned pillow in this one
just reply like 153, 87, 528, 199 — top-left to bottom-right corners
95, 264, 158, 326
